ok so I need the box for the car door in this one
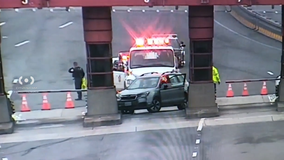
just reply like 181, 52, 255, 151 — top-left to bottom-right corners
159, 76, 174, 105
160, 74, 183, 106
176, 74, 186, 103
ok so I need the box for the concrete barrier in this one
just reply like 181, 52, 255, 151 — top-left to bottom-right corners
229, 6, 282, 42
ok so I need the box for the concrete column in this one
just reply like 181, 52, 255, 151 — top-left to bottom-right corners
82, 7, 121, 127
186, 6, 219, 118
0, 23, 14, 134
277, 5, 284, 111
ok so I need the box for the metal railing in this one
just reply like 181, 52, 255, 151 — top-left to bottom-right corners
17, 89, 88, 94
225, 78, 279, 84
225, 78, 279, 97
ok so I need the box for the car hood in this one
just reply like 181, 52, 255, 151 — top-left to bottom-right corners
120, 88, 154, 95
130, 67, 174, 76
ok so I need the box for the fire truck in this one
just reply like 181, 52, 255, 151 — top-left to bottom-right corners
121, 36, 179, 88
151, 34, 186, 67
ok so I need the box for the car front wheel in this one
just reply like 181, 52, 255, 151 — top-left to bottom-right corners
147, 98, 161, 113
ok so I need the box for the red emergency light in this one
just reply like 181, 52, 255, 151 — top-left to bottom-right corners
135, 37, 170, 46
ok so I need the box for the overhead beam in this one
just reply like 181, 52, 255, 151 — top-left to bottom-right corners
1, 0, 284, 8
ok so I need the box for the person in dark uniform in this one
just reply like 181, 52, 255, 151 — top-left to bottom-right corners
68, 62, 85, 100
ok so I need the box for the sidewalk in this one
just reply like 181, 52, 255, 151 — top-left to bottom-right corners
12, 95, 277, 126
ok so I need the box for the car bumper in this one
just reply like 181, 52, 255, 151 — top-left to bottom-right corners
117, 98, 152, 110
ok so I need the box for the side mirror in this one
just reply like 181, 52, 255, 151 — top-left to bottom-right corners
161, 84, 168, 90
180, 41, 186, 47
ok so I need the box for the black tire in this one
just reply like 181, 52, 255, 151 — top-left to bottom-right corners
147, 98, 161, 113
177, 93, 188, 110
276, 85, 279, 97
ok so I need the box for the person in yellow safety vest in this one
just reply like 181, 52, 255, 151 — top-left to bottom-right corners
81, 77, 87, 90
213, 65, 221, 95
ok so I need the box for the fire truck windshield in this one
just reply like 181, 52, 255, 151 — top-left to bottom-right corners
130, 49, 175, 69
169, 39, 180, 49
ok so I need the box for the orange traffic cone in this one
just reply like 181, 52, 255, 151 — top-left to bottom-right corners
261, 81, 268, 95
242, 83, 249, 96
226, 83, 234, 97
65, 92, 74, 109
21, 95, 31, 112
42, 93, 51, 110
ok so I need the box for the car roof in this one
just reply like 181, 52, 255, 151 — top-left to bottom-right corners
138, 71, 183, 78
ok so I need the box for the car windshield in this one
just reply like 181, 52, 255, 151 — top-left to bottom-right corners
127, 77, 160, 90
130, 49, 175, 69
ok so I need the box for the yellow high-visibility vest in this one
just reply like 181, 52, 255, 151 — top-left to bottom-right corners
213, 66, 221, 84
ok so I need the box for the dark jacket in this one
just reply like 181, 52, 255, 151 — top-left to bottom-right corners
68, 66, 85, 79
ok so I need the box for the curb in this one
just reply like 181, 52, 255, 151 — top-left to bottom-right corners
14, 117, 83, 128
218, 102, 275, 110
229, 6, 282, 42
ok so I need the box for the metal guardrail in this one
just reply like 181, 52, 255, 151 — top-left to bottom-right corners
226, 78, 279, 83
17, 89, 88, 94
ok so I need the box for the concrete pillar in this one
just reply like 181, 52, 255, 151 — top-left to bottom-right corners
82, 7, 121, 127
277, 5, 284, 111
0, 23, 14, 134
186, 6, 219, 118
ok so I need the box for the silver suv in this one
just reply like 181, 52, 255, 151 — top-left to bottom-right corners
117, 71, 188, 114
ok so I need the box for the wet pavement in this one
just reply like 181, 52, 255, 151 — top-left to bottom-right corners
202, 121, 284, 160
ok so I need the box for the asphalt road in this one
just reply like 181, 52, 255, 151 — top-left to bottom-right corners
202, 121, 284, 160
249, 5, 281, 24
0, 6, 282, 111
0, 127, 197, 160
1, 106, 283, 160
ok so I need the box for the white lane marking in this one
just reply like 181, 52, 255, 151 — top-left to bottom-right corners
2, 158, 8, 160
2, 36, 8, 39
267, 71, 274, 76
192, 152, 197, 157
59, 21, 73, 29
195, 139, 200, 144
13, 78, 18, 84
0, 22, 6, 26
197, 118, 205, 132
214, 20, 281, 51
15, 40, 30, 47
35, 124, 64, 129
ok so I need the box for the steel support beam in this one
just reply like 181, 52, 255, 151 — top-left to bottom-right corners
277, 5, 284, 112
186, 6, 219, 118
82, 7, 121, 127
0, 19, 14, 134
1, 0, 284, 8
